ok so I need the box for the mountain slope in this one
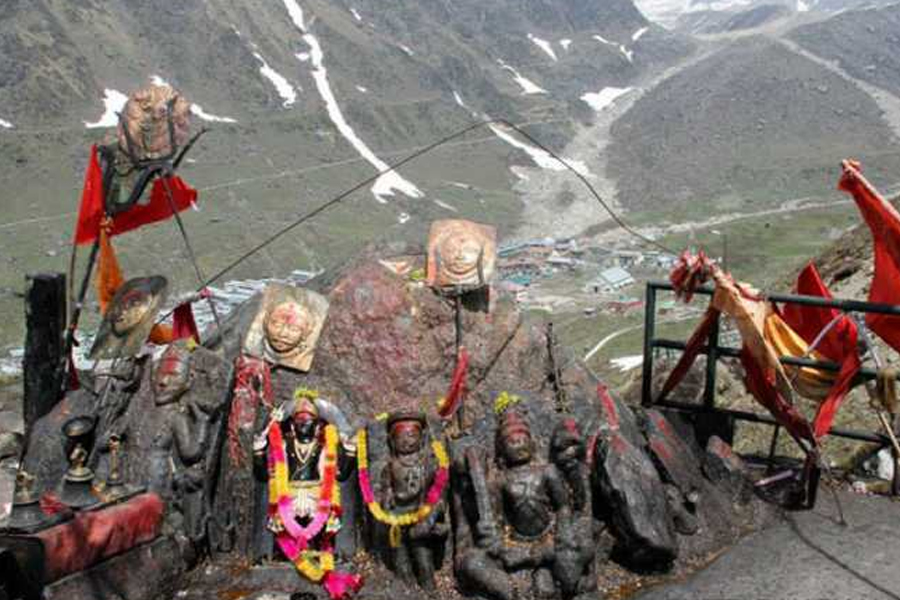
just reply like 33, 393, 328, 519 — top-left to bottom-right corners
606, 34, 900, 216
0, 0, 692, 352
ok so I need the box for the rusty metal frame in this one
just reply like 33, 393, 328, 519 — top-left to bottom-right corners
641, 281, 899, 447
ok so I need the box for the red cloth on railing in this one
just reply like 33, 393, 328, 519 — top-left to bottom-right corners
35, 493, 164, 583
781, 263, 861, 438
838, 160, 900, 353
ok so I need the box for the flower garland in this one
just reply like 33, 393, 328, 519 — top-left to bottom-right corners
356, 428, 450, 547
267, 421, 340, 576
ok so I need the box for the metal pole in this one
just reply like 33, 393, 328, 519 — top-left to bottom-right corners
641, 283, 657, 407
454, 293, 464, 430
61, 239, 100, 397
703, 309, 720, 409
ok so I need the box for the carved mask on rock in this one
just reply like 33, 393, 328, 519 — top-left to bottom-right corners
90, 276, 167, 360
243, 284, 329, 372
426, 219, 496, 290
152, 345, 192, 406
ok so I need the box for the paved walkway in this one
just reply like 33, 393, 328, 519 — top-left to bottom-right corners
638, 490, 900, 600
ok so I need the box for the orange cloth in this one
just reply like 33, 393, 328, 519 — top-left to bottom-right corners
95, 227, 173, 344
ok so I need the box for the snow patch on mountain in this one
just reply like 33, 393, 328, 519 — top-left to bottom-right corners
288, 3, 422, 203
632, 26, 649, 42
434, 199, 458, 212
190, 104, 238, 123
356, 85, 368, 93
498, 60, 548, 95
0, 119, 13, 129
282, 0, 307, 31
85, 89, 129, 128
399, 44, 414, 56
489, 125, 593, 178
581, 86, 633, 111
350, 8, 362, 21
528, 34, 558, 61
252, 52, 298, 107
560, 39, 573, 51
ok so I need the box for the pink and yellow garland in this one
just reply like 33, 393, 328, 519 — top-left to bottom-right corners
267, 422, 360, 598
356, 427, 450, 547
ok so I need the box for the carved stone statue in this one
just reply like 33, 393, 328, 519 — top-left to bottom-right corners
454, 408, 568, 600
380, 412, 448, 589
144, 344, 218, 548
548, 419, 597, 598
89, 276, 168, 360
426, 219, 497, 291
243, 284, 329, 372
252, 391, 356, 554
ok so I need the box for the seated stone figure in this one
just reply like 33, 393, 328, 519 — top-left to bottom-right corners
379, 412, 449, 589
454, 408, 569, 600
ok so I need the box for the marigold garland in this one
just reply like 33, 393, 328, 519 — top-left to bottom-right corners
356, 428, 450, 547
268, 422, 342, 584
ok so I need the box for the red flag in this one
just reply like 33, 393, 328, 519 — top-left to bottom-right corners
838, 160, 900, 352
781, 263, 861, 438
108, 176, 198, 237
73, 145, 105, 245
73, 155, 199, 245
740, 347, 817, 448
172, 301, 200, 343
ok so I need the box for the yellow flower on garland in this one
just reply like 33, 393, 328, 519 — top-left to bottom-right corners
494, 391, 521, 415
356, 428, 450, 547
294, 387, 320, 401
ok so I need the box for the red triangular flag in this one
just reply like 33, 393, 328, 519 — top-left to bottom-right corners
108, 176, 198, 237
781, 262, 861, 439
73, 145, 105, 245
838, 160, 900, 353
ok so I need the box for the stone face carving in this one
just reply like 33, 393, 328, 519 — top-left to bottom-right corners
380, 412, 448, 589
426, 219, 497, 290
90, 276, 167, 360
243, 284, 329, 372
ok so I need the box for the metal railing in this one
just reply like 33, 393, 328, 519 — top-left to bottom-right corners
640, 281, 900, 446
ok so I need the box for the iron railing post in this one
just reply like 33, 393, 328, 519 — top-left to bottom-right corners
703, 308, 720, 410
641, 282, 657, 407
